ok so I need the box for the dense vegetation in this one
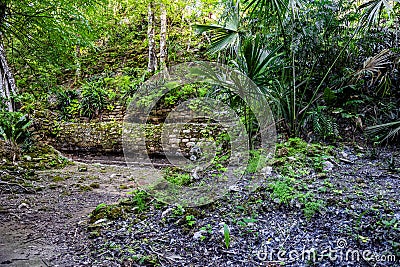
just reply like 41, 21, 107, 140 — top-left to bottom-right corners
0, 1, 399, 266
0, 0, 398, 146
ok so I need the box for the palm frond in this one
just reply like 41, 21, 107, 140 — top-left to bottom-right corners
193, 1, 243, 55
354, 49, 392, 85
359, 0, 398, 27
366, 120, 400, 141
232, 35, 282, 86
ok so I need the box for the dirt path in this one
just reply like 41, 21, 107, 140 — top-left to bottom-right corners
0, 162, 152, 266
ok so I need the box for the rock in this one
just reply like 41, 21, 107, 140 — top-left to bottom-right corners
262, 166, 273, 176
323, 161, 334, 172
18, 203, 29, 209
187, 142, 195, 147
78, 166, 88, 172
193, 230, 207, 240
229, 185, 240, 192
191, 167, 200, 180
161, 207, 174, 218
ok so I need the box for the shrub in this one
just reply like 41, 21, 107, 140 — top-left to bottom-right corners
80, 80, 110, 119
0, 111, 31, 161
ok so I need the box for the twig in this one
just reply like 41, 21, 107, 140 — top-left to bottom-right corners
339, 158, 353, 164
22, 236, 43, 244
0, 181, 32, 192
41, 258, 50, 267
147, 246, 182, 263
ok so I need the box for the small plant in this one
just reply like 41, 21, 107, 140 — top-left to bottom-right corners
185, 215, 196, 227
163, 83, 207, 106
304, 106, 339, 140
172, 204, 185, 216
0, 111, 31, 162
302, 200, 324, 220
246, 149, 268, 174
54, 88, 79, 120
129, 190, 149, 212
269, 178, 295, 204
80, 79, 110, 119
199, 224, 213, 241
200, 224, 213, 234
366, 120, 400, 143
237, 217, 258, 227
223, 223, 230, 249
163, 168, 191, 186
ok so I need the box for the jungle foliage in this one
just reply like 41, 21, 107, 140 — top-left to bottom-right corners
0, 0, 398, 144
195, 0, 400, 142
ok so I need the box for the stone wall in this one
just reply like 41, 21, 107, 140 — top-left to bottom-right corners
35, 99, 237, 157
37, 115, 226, 157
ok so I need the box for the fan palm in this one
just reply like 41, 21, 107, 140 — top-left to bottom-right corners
354, 49, 392, 86
231, 35, 283, 87
359, 0, 399, 28
366, 120, 400, 142
194, 0, 247, 55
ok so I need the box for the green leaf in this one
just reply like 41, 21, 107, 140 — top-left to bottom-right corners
223, 223, 230, 249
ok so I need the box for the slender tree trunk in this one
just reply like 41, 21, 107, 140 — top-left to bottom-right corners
147, 3, 157, 72
159, 3, 167, 69
75, 44, 81, 80
0, 41, 16, 112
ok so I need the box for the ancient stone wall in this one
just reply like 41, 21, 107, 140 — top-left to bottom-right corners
35, 107, 227, 157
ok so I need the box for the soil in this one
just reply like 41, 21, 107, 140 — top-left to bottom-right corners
0, 162, 152, 266
0, 145, 399, 267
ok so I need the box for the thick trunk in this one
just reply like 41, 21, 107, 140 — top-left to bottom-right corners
147, 3, 157, 72
159, 3, 167, 69
0, 42, 16, 112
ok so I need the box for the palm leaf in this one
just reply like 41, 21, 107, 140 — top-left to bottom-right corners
193, 1, 243, 55
236, 36, 283, 86
359, 0, 399, 27
354, 49, 392, 85
366, 120, 400, 141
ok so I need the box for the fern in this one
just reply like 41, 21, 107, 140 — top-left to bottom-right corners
305, 106, 339, 140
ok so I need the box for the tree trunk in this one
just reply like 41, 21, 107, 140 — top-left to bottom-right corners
0, 42, 16, 112
159, 3, 167, 69
147, 3, 157, 73
75, 44, 81, 80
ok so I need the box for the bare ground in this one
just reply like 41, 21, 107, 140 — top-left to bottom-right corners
0, 162, 150, 266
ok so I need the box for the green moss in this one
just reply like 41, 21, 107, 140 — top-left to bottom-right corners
163, 167, 191, 186
52, 175, 65, 182
90, 182, 100, 189
274, 138, 333, 175
89, 203, 124, 223
119, 184, 128, 189
79, 184, 93, 191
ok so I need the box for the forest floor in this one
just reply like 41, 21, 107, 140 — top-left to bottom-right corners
0, 144, 399, 267
0, 163, 153, 267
